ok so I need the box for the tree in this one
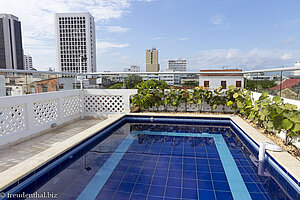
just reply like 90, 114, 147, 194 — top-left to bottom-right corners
109, 83, 123, 89
183, 80, 199, 86
124, 75, 143, 89
246, 80, 277, 91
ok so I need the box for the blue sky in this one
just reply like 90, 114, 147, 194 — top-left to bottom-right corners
1, 0, 300, 71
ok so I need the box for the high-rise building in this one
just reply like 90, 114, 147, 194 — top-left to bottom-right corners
167, 58, 187, 71
55, 13, 96, 73
23, 54, 33, 70
0, 14, 24, 70
145, 48, 160, 72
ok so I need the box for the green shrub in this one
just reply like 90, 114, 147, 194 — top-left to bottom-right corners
109, 83, 123, 89
131, 84, 299, 145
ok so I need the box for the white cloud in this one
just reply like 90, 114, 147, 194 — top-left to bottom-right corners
98, 41, 130, 50
121, 55, 131, 60
281, 37, 296, 45
210, 14, 230, 29
211, 14, 227, 25
151, 37, 163, 40
100, 26, 130, 33
176, 37, 189, 41
281, 53, 292, 60
188, 48, 300, 70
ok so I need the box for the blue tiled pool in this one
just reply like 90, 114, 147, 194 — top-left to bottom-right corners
1, 116, 299, 200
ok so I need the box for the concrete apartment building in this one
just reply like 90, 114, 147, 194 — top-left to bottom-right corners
145, 48, 160, 72
124, 65, 140, 72
23, 54, 33, 70
0, 14, 24, 70
55, 13, 96, 73
199, 69, 244, 89
167, 58, 187, 71
165, 58, 187, 85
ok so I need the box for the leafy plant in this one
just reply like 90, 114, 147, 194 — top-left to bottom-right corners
132, 79, 167, 111
124, 75, 143, 89
192, 86, 206, 112
164, 89, 180, 111
109, 83, 123, 89
131, 83, 299, 147
210, 86, 226, 112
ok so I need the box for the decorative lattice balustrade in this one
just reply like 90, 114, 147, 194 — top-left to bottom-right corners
63, 95, 81, 118
0, 104, 26, 136
0, 89, 137, 147
33, 99, 59, 126
84, 95, 124, 113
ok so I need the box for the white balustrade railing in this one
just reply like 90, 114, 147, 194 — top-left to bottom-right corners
0, 89, 137, 147
83, 89, 135, 117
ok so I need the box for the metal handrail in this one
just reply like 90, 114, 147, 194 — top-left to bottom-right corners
0, 66, 300, 76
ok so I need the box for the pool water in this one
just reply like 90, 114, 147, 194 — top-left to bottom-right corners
29, 123, 291, 200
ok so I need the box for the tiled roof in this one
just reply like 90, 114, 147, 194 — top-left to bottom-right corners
270, 79, 300, 90
200, 69, 242, 72
199, 69, 243, 76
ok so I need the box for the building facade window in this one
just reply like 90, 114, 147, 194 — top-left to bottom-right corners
204, 81, 209, 88
42, 85, 47, 92
236, 81, 242, 87
221, 81, 226, 89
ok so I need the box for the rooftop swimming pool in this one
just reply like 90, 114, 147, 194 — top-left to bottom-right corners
1, 116, 299, 200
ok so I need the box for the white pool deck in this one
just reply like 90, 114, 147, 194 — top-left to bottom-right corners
0, 113, 299, 193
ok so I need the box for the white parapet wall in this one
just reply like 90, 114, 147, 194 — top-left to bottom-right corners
0, 89, 137, 147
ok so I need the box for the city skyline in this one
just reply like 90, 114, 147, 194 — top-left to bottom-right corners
1, 1, 300, 71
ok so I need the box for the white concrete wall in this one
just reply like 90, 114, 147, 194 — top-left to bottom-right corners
0, 75, 5, 96
199, 76, 244, 89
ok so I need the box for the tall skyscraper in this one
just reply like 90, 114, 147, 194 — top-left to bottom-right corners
23, 54, 33, 70
145, 48, 160, 72
55, 13, 96, 73
167, 58, 187, 71
0, 14, 24, 70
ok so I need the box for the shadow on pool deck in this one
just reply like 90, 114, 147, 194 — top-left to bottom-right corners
0, 118, 105, 173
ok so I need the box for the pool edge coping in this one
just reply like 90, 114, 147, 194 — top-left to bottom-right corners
0, 114, 126, 191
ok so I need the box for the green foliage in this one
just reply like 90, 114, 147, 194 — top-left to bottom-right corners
132, 79, 167, 111
246, 80, 277, 91
131, 83, 299, 145
183, 80, 199, 86
124, 75, 143, 89
109, 83, 123, 89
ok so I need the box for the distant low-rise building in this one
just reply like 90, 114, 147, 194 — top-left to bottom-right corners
245, 72, 274, 80
199, 69, 244, 89
167, 58, 186, 71
124, 65, 140, 72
